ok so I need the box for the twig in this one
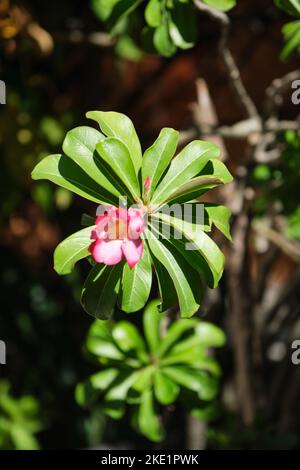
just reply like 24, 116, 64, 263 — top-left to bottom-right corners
193, 0, 260, 121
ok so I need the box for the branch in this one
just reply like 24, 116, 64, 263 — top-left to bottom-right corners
193, 0, 260, 121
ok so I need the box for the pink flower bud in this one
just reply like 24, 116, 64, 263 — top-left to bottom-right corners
144, 176, 151, 190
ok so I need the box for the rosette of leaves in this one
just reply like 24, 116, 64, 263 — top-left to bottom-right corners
31, 110, 232, 320
275, 0, 300, 59
90, 0, 236, 58
75, 300, 225, 442
0, 381, 42, 450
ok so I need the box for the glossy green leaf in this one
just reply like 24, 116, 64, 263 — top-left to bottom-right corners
205, 204, 232, 240
62, 126, 120, 198
87, 110, 142, 173
146, 228, 201, 318
96, 138, 141, 201
151, 140, 220, 207
142, 128, 178, 198
150, 249, 177, 312
119, 242, 152, 313
143, 299, 162, 353
86, 320, 124, 359
81, 263, 123, 319
153, 213, 225, 287
53, 226, 93, 275
31, 154, 118, 205
154, 370, 179, 405
166, 177, 223, 204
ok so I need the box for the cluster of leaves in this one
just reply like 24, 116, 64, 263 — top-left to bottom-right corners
75, 300, 225, 442
90, 0, 236, 58
275, 0, 300, 59
31, 111, 232, 320
0, 381, 42, 450
252, 130, 300, 240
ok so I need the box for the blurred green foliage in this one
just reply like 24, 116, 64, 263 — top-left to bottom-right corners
0, 380, 42, 450
76, 300, 225, 441
252, 130, 300, 240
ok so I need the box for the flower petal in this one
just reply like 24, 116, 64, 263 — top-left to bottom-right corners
90, 239, 123, 265
128, 209, 145, 239
122, 239, 143, 268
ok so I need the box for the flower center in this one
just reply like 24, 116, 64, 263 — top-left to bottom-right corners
107, 219, 128, 240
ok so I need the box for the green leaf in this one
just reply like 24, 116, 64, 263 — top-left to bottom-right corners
281, 20, 300, 60
161, 348, 222, 376
195, 322, 226, 347
158, 318, 198, 357
142, 128, 178, 199
119, 242, 152, 312
153, 213, 225, 287
53, 227, 93, 275
146, 228, 201, 318
151, 255, 177, 312
153, 19, 177, 57
131, 365, 155, 393
115, 35, 143, 61
169, 2, 197, 50
96, 138, 141, 201
81, 263, 123, 319
86, 320, 124, 359
151, 140, 220, 207
62, 126, 121, 199
137, 388, 164, 442
31, 154, 118, 205
87, 110, 142, 173
275, 0, 300, 16
143, 299, 162, 353
75, 368, 119, 406
205, 204, 232, 240
203, 0, 236, 12
145, 0, 162, 27
105, 370, 138, 401
166, 176, 223, 204
163, 366, 218, 400
91, 0, 121, 21
154, 370, 179, 405
112, 321, 147, 360
109, 0, 142, 29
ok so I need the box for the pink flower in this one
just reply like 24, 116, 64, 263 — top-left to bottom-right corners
89, 206, 145, 268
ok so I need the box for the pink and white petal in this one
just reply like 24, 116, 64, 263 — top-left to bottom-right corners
128, 212, 145, 239
122, 239, 143, 268
91, 239, 123, 265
